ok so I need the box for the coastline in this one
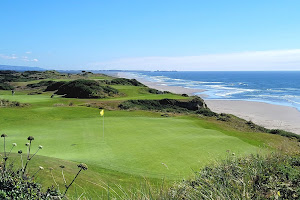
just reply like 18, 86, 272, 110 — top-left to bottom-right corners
206, 100, 300, 135
117, 72, 300, 135
117, 72, 206, 96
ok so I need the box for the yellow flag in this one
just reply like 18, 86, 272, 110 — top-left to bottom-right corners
100, 109, 104, 116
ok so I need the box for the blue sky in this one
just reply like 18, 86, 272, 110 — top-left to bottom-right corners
1, 0, 300, 70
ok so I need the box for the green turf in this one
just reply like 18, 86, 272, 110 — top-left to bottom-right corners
1, 87, 296, 198
0, 85, 186, 104
1, 106, 262, 178
108, 85, 187, 100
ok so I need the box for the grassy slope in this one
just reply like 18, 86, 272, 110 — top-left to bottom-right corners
1, 77, 299, 199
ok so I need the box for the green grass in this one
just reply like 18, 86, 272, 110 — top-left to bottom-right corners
0, 85, 187, 106
108, 85, 187, 100
1, 107, 262, 178
0, 87, 298, 199
89, 75, 114, 80
0, 106, 263, 198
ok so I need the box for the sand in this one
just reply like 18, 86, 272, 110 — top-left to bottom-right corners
118, 72, 300, 135
206, 100, 300, 135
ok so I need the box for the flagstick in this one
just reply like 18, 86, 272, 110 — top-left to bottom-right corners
103, 114, 105, 138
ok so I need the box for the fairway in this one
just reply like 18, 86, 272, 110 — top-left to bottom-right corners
1, 105, 261, 179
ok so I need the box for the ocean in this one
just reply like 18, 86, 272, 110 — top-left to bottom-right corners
124, 71, 300, 111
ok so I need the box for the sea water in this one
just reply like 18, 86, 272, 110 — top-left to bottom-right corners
126, 71, 300, 111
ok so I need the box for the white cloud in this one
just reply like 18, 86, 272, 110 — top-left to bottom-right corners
88, 49, 300, 71
25, 51, 32, 54
1, 53, 38, 62
21, 57, 38, 62
0, 54, 18, 60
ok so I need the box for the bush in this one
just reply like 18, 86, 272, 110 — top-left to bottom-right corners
0, 135, 60, 199
0, 135, 88, 199
0, 163, 59, 199
196, 108, 217, 117
110, 78, 145, 86
0, 70, 17, 74
0, 99, 27, 107
0, 83, 14, 90
44, 81, 66, 91
27, 81, 54, 88
148, 88, 164, 94
0, 70, 67, 83
119, 97, 206, 112
28, 91, 43, 95
55, 79, 118, 98
269, 129, 300, 141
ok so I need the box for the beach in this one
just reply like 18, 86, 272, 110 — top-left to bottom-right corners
206, 100, 300, 135
118, 72, 300, 135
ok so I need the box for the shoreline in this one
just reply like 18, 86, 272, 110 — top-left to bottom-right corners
117, 72, 300, 135
117, 72, 207, 96
206, 100, 300, 135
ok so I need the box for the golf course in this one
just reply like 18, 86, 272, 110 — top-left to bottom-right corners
0, 71, 299, 199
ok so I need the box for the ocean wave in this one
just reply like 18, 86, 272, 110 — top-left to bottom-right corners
130, 71, 300, 110
247, 94, 300, 105
277, 88, 300, 91
213, 88, 257, 98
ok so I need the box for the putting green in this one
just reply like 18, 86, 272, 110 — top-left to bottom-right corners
1, 105, 261, 179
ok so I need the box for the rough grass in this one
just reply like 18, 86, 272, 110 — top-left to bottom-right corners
168, 153, 300, 200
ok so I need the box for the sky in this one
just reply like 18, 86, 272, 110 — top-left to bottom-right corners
1, 0, 300, 71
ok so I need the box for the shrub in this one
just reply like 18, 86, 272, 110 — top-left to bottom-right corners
55, 79, 118, 98
0, 83, 14, 90
0, 70, 67, 83
195, 108, 217, 117
0, 134, 88, 199
0, 135, 60, 199
0, 99, 27, 107
0, 164, 59, 199
119, 97, 206, 112
269, 129, 300, 141
110, 78, 145, 86
27, 81, 54, 88
148, 88, 164, 94
28, 91, 43, 95
216, 113, 231, 121
44, 81, 66, 91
